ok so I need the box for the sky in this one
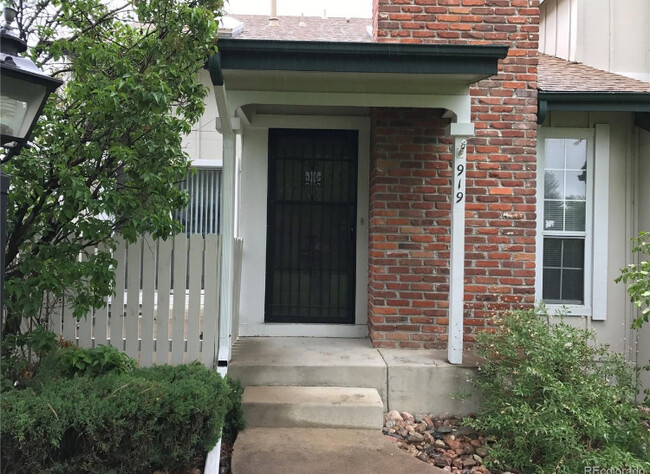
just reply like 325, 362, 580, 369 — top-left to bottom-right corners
224, 0, 372, 18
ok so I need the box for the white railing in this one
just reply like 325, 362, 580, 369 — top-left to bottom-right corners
49, 234, 224, 367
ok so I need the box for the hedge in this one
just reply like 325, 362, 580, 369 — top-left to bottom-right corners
1, 362, 235, 473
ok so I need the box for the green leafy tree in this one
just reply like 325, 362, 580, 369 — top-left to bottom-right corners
617, 231, 650, 329
1, 0, 222, 341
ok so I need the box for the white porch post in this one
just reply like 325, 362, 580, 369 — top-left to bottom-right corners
447, 122, 474, 365
219, 132, 236, 361
213, 83, 236, 363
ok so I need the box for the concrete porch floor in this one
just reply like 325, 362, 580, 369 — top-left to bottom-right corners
228, 337, 481, 415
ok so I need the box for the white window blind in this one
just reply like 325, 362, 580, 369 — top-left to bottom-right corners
176, 168, 221, 235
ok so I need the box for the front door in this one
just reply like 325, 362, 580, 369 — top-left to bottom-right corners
265, 129, 358, 324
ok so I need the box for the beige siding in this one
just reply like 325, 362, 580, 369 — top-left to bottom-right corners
581, 0, 611, 71
540, 0, 579, 61
610, 4, 650, 80
540, 0, 650, 81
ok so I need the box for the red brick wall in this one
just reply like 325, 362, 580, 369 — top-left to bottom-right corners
368, 0, 539, 348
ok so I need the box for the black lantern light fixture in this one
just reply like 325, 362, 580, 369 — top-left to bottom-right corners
1, 5, 62, 146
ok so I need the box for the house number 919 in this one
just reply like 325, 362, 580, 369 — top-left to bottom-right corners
455, 163, 465, 203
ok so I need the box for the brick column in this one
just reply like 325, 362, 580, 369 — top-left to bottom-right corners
368, 0, 539, 348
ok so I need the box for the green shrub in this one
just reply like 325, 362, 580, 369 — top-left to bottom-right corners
1, 327, 59, 391
57, 344, 137, 377
223, 376, 246, 442
617, 231, 650, 329
467, 308, 650, 473
1, 362, 234, 473
617, 231, 650, 404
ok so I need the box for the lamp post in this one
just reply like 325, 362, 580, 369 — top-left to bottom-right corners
1, 5, 62, 329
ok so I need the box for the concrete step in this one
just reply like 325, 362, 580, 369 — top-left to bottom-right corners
232, 428, 447, 474
228, 337, 388, 402
242, 386, 384, 429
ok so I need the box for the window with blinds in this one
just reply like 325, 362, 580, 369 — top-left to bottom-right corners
541, 137, 589, 305
175, 168, 221, 235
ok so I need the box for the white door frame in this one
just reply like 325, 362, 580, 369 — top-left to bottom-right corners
238, 113, 370, 337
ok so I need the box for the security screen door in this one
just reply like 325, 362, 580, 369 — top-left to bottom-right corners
265, 129, 358, 324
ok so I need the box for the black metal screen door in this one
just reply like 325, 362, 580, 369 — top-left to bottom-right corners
265, 129, 358, 324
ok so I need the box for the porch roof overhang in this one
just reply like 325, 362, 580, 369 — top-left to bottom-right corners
207, 39, 507, 126
210, 39, 508, 83
538, 91, 650, 131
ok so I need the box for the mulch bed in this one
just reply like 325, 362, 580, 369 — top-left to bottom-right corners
218, 435, 235, 474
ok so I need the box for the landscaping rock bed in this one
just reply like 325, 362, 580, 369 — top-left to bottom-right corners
382, 410, 513, 474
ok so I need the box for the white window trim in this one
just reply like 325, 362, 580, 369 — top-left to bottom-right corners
191, 159, 222, 169
536, 126, 610, 319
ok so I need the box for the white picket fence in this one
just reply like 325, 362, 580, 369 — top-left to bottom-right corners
49, 233, 227, 367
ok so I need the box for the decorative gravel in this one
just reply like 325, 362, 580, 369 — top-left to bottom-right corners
382, 410, 517, 474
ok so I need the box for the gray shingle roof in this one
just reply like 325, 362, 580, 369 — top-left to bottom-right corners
223, 14, 372, 42
538, 54, 650, 93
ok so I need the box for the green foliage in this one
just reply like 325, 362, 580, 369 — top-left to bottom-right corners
2, 0, 223, 335
467, 309, 650, 473
616, 231, 650, 329
223, 376, 246, 442
1, 362, 234, 473
57, 344, 137, 377
0, 327, 59, 390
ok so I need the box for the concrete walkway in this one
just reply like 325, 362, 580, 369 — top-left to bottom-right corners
232, 427, 446, 474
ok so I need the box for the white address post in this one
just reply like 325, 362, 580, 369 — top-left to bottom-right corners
447, 123, 474, 364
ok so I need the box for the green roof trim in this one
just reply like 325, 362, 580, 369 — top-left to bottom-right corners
209, 39, 508, 81
635, 112, 650, 132
538, 91, 650, 124
206, 53, 223, 86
